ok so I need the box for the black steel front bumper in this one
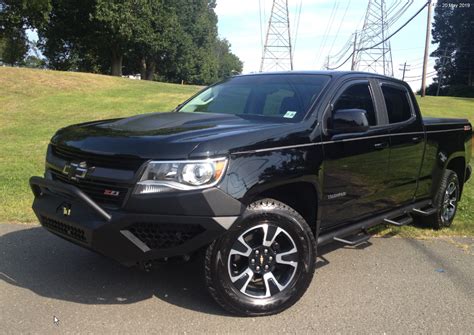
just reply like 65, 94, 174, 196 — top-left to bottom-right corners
29, 176, 243, 266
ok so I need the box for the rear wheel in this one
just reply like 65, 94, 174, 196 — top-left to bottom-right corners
423, 169, 460, 230
204, 198, 316, 316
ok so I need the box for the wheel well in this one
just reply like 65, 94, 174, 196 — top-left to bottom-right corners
256, 182, 318, 234
447, 157, 465, 194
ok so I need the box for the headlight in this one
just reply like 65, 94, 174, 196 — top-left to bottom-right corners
134, 158, 228, 194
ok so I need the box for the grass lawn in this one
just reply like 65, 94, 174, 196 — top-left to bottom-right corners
0, 67, 472, 237
0, 67, 201, 223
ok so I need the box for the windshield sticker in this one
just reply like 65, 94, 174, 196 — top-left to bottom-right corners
283, 111, 297, 119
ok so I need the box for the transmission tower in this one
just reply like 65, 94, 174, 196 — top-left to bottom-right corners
260, 0, 293, 72
354, 0, 394, 76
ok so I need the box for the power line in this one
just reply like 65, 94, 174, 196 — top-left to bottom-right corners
316, 1, 340, 67
327, 0, 352, 58
327, 0, 429, 70
259, 0, 264, 53
292, 0, 303, 56
354, 0, 394, 76
326, 0, 415, 73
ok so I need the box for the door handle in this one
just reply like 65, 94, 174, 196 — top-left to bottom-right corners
373, 142, 389, 150
412, 136, 423, 143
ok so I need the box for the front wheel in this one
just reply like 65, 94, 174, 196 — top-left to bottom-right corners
204, 199, 316, 316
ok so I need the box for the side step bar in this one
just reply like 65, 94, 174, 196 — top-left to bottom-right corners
333, 231, 370, 246
412, 207, 437, 216
383, 216, 413, 227
318, 199, 432, 247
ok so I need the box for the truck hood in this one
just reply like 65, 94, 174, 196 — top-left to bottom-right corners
51, 112, 310, 159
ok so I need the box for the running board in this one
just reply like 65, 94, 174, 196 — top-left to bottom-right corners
412, 207, 437, 216
317, 199, 431, 246
383, 216, 413, 227
333, 231, 370, 246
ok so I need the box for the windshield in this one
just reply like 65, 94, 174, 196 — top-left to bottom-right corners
178, 74, 330, 121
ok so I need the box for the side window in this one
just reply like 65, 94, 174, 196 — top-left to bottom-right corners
381, 85, 413, 123
333, 83, 377, 126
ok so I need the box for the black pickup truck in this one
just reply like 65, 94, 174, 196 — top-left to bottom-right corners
30, 71, 472, 316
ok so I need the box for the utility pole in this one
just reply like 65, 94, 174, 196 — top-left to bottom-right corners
399, 62, 410, 81
351, 32, 358, 71
260, 0, 293, 72
436, 47, 449, 96
421, 0, 433, 97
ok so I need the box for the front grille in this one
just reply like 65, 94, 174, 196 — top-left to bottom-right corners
128, 223, 205, 250
52, 145, 144, 171
41, 216, 86, 242
51, 170, 128, 207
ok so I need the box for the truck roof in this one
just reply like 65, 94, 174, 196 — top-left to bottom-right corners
237, 70, 408, 86
239, 70, 400, 80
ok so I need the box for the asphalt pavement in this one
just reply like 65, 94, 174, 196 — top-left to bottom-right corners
1, 223, 473, 334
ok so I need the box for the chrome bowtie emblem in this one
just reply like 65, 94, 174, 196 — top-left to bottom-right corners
63, 161, 93, 180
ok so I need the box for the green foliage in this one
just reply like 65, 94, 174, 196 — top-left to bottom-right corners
428, 0, 474, 96
23, 54, 46, 68
0, 27, 28, 65
35, 0, 242, 83
216, 38, 244, 79
0, 0, 51, 65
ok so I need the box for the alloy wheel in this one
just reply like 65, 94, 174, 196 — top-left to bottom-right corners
227, 223, 298, 299
441, 181, 458, 223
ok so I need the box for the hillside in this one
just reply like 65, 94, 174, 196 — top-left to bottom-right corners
0, 67, 472, 236
0, 67, 201, 222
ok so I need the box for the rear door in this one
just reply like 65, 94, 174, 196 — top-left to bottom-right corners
320, 79, 391, 229
377, 81, 425, 206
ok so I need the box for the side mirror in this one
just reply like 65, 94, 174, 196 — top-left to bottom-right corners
329, 109, 370, 134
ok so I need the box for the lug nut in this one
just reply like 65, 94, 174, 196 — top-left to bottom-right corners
255, 250, 259, 255
264, 265, 269, 270
264, 248, 268, 254
269, 256, 273, 261
251, 259, 255, 264
256, 266, 260, 271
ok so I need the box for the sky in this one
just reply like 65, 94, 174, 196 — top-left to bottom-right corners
215, 0, 437, 91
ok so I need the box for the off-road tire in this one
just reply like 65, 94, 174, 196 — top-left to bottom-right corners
423, 169, 460, 230
204, 198, 316, 316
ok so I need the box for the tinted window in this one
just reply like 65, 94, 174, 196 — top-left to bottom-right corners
382, 85, 412, 123
179, 74, 331, 121
334, 83, 376, 125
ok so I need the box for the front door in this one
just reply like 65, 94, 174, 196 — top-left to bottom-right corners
320, 80, 391, 229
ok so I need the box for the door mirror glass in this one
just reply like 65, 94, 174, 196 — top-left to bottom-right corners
330, 109, 370, 134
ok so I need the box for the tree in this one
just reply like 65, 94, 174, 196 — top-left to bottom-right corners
6, 0, 243, 83
94, 0, 150, 76
126, 1, 181, 80
158, 0, 242, 85
40, 0, 105, 72
0, 0, 51, 65
428, 0, 474, 97
216, 38, 243, 79
0, 27, 27, 65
